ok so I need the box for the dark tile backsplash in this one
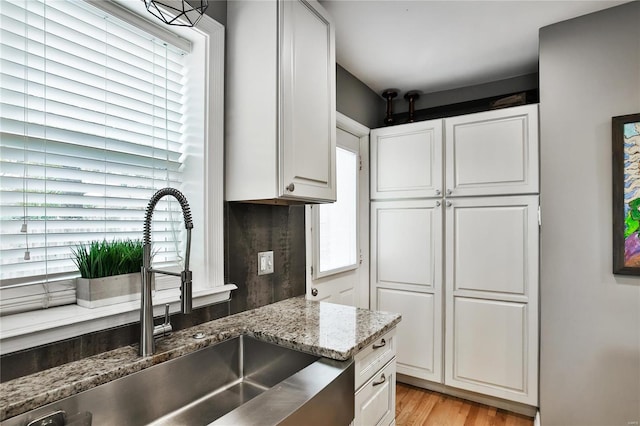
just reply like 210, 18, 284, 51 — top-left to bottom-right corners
226, 202, 306, 314
1, 202, 306, 382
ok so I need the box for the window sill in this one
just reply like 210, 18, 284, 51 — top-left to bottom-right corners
0, 284, 237, 355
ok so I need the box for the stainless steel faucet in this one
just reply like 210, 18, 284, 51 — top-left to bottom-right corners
140, 188, 193, 356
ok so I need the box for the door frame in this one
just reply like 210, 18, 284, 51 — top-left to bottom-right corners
305, 112, 370, 308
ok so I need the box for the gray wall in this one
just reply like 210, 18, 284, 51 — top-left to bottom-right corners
204, 0, 226, 25
337, 64, 385, 128
539, 2, 640, 425
395, 73, 539, 113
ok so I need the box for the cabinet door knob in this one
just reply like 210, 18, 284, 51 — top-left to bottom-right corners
372, 373, 386, 386
436, 201, 441, 207
446, 189, 452, 195
446, 201, 452, 207
372, 338, 386, 349
286, 183, 295, 192
311, 287, 318, 296
435, 189, 441, 196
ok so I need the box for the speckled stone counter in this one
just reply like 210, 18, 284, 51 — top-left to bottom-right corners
0, 297, 401, 421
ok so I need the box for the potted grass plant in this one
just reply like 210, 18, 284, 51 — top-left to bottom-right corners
72, 239, 145, 308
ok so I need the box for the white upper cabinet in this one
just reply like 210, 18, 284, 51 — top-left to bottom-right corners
445, 104, 539, 197
226, 0, 336, 203
370, 120, 443, 200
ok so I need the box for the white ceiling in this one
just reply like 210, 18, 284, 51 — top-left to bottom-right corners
320, 0, 629, 97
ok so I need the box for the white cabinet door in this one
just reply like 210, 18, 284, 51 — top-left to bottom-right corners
370, 119, 443, 200
354, 359, 396, 426
371, 199, 442, 290
444, 104, 538, 197
448, 298, 529, 398
280, 0, 336, 202
370, 199, 443, 382
444, 195, 539, 405
376, 288, 441, 382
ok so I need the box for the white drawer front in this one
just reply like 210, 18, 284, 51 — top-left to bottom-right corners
354, 359, 396, 426
354, 328, 396, 390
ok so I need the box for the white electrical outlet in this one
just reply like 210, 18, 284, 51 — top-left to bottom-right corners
258, 251, 274, 275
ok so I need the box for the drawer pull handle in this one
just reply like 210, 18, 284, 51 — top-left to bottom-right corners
372, 373, 386, 386
372, 339, 386, 349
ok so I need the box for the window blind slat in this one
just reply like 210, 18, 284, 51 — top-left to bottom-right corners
0, 77, 183, 132
1, 85, 180, 140
0, 38, 184, 104
0, 279, 76, 315
1, 126, 183, 165
1, 161, 181, 190
0, 119, 181, 156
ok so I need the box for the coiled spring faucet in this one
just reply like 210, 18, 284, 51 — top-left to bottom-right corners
140, 188, 193, 356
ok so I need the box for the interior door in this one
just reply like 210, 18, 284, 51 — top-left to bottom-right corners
305, 114, 370, 308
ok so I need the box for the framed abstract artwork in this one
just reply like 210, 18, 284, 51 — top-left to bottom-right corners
612, 113, 640, 274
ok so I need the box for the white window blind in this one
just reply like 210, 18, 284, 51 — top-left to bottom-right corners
0, 0, 189, 314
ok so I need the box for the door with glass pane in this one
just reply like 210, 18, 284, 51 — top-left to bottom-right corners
305, 114, 369, 308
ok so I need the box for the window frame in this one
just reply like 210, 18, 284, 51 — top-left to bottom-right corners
311, 124, 361, 279
0, 0, 232, 355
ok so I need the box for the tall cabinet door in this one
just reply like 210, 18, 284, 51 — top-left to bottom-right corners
444, 104, 538, 197
371, 199, 443, 382
444, 195, 539, 405
370, 120, 443, 200
280, 0, 336, 201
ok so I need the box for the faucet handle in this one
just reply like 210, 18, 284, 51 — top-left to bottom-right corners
153, 304, 173, 339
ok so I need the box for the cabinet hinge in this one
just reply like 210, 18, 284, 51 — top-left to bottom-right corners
310, 266, 314, 276
538, 205, 542, 227
359, 155, 363, 171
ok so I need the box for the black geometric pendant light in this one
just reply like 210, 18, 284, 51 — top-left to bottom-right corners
144, 0, 208, 27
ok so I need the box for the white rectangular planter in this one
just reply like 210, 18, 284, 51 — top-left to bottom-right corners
76, 273, 142, 308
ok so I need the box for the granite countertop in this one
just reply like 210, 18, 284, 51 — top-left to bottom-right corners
0, 296, 401, 421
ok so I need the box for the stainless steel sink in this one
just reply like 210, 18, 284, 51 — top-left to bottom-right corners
3, 336, 354, 426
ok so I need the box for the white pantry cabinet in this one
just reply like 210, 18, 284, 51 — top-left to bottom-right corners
369, 105, 540, 407
226, 0, 336, 203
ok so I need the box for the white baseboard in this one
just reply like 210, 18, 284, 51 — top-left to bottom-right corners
535, 410, 541, 426
397, 373, 537, 418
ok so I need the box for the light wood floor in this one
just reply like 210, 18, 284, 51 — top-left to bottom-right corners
396, 383, 534, 426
